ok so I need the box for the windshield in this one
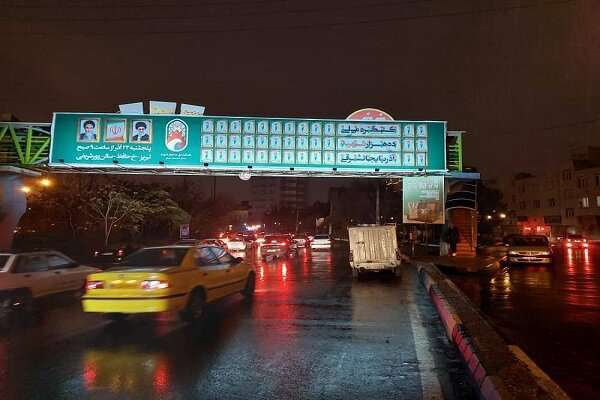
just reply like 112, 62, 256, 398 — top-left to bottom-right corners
510, 236, 549, 247
567, 234, 583, 239
0, 255, 11, 271
113, 247, 189, 269
314, 235, 330, 239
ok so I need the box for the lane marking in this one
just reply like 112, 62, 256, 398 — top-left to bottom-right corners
402, 270, 444, 400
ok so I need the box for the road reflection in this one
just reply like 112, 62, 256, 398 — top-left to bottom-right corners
449, 246, 600, 398
82, 350, 171, 396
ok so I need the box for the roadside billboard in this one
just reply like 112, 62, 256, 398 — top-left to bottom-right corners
49, 112, 446, 175
403, 176, 445, 224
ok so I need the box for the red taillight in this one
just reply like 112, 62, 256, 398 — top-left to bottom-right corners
280, 241, 287, 245
567, 239, 572, 242
86, 280, 104, 290
141, 280, 169, 290
117, 249, 124, 256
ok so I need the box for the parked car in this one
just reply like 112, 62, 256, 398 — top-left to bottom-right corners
0, 250, 100, 316
506, 235, 553, 265
174, 238, 201, 246
82, 245, 255, 321
260, 235, 295, 260
310, 234, 332, 250
562, 233, 589, 249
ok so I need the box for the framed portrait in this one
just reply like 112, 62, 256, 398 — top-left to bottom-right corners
130, 119, 153, 143
77, 118, 101, 143
104, 118, 127, 143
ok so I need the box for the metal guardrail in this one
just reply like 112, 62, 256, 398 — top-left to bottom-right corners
0, 122, 51, 166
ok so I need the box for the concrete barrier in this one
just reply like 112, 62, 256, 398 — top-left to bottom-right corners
415, 261, 570, 400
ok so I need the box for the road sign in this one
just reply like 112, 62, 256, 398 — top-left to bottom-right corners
49, 112, 446, 175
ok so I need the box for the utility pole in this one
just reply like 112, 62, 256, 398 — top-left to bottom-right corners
375, 181, 380, 225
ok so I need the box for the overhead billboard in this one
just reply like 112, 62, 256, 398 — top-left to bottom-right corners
403, 176, 445, 224
49, 112, 446, 175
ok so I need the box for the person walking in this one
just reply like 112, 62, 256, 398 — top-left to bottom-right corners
447, 223, 460, 256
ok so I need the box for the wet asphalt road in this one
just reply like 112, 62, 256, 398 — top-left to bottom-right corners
0, 246, 474, 400
448, 246, 600, 399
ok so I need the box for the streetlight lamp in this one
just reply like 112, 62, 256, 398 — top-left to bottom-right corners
486, 215, 492, 220
39, 178, 52, 187
499, 213, 507, 219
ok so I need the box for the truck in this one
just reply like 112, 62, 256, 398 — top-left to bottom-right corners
348, 225, 402, 278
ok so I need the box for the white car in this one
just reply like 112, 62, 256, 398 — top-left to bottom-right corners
310, 234, 332, 250
226, 237, 247, 251
0, 250, 99, 314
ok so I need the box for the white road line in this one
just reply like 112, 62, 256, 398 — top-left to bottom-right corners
403, 271, 444, 400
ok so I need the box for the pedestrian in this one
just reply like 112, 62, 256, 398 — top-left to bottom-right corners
444, 223, 460, 256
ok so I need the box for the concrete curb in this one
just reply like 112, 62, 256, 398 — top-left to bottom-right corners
415, 262, 570, 400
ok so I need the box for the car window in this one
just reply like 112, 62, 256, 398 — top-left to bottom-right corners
46, 254, 75, 269
195, 247, 220, 266
567, 234, 583, 239
510, 236, 549, 246
211, 247, 235, 264
0, 255, 10, 271
115, 248, 188, 269
314, 234, 330, 239
14, 255, 49, 273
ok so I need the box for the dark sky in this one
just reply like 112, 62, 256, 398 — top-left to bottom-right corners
1, 0, 599, 181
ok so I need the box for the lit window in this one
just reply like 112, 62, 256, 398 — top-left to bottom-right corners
581, 197, 590, 208
597, 196, 600, 207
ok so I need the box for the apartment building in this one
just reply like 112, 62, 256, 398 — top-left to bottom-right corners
250, 177, 307, 220
506, 147, 600, 238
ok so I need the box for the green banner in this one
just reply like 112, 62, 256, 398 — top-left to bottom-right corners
403, 176, 445, 224
50, 113, 446, 173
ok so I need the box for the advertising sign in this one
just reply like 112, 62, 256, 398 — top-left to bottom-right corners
403, 176, 445, 224
179, 224, 190, 239
50, 113, 446, 174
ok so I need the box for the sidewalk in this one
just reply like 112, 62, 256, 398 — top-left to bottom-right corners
401, 242, 504, 274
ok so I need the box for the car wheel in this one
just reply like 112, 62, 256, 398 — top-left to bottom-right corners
181, 289, 206, 322
242, 273, 256, 300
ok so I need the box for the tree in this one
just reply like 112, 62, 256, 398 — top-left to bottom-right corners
87, 185, 147, 247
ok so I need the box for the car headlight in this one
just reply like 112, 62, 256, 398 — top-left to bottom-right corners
508, 251, 518, 255
539, 251, 550, 256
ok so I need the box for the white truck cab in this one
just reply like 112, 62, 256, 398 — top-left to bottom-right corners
348, 225, 402, 278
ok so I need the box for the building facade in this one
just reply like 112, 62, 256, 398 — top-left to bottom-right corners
249, 177, 307, 221
506, 147, 600, 238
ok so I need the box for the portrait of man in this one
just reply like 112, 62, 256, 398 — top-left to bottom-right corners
78, 118, 100, 142
131, 120, 152, 143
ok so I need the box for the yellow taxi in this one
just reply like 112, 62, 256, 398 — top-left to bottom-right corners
82, 245, 255, 321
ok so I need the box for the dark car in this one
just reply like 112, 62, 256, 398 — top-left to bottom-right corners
92, 246, 134, 267
260, 235, 295, 260
563, 234, 589, 249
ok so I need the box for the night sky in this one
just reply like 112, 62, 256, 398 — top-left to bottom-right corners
2, 0, 598, 181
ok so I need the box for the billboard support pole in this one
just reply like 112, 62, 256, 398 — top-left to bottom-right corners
375, 181, 380, 225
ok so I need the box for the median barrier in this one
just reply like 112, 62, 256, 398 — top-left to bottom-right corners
415, 261, 570, 400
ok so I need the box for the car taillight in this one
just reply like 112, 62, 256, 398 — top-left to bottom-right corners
117, 249, 124, 256
86, 280, 104, 290
141, 280, 169, 290
280, 241, 287, 245
567, 239, 572, 242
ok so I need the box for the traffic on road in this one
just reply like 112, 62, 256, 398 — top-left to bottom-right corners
0, 243, 475, 399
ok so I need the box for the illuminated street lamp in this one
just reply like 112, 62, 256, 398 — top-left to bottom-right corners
486, 215, 492, 220
499, 213, 507, 219
39, 178, 52, 187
